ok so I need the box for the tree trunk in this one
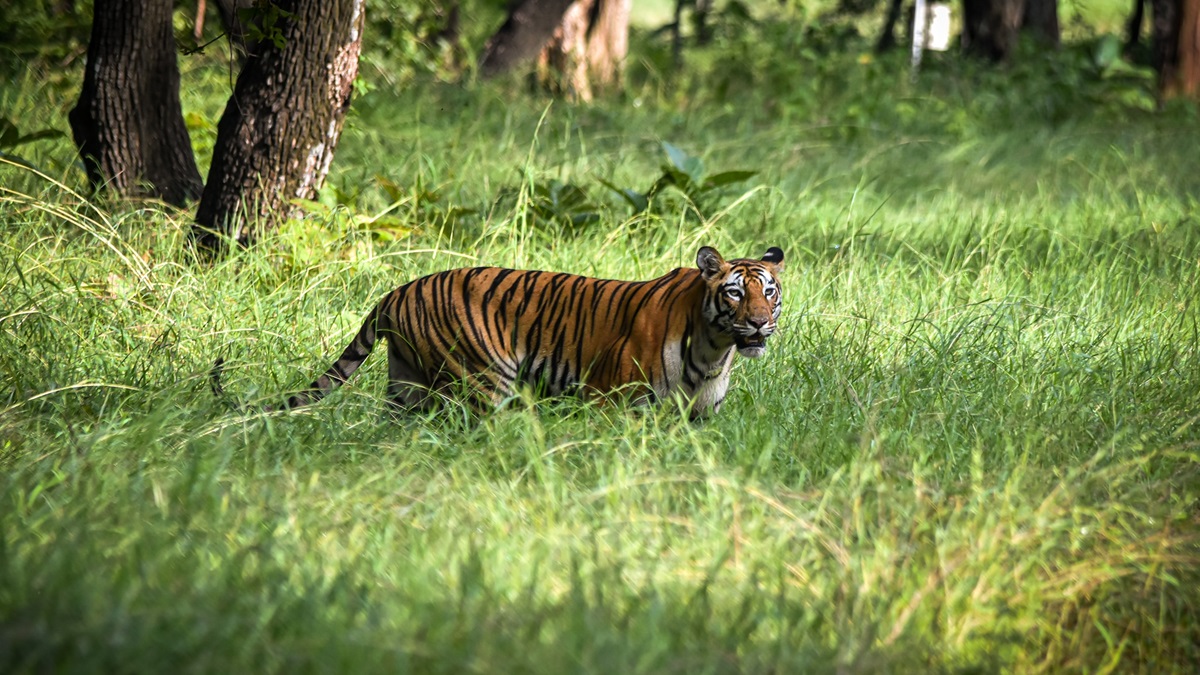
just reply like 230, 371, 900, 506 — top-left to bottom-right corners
1126, 0, 1147, 53
1159, 0, 1200, 98
693, 0, 714, 45
192, 0, 365, 248
961, 0, 1027, 61
534, 0, 631, 101
68, 0, 202, 206
1180, 0, 1200, 95
194, 0, 207, 41
875, 0, 905, 53
1151, 0, 1180, 85
1021, 0, 1060, 46
536, 0, 595, 99
672, 0, 685, 64
589, 0, 632, 88
478, 0, 578, 77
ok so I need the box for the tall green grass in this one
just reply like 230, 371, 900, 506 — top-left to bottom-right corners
2, 32, 1199, 673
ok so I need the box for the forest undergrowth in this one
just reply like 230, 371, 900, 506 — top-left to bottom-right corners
2, 15, 1199, 672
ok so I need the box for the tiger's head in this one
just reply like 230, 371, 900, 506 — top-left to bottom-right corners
697, 246, 785, 359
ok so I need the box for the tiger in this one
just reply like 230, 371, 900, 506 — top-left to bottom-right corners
213, 245, 784, 419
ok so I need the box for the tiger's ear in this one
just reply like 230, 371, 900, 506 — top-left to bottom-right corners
761, 247, 785, 272
696, 246, 728, 280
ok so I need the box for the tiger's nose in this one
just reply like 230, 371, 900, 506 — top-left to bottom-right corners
747, 317, 768, 329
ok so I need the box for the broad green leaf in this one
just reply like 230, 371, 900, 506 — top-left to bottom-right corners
0, 118, 20, 148
596, 177, 649, 214
375, 175, 407, 202
663, 142, 704, 184
704, 170, 757, 189
656, 164, 693, 190
569, 212, 600, 227
15, 129, 64, 145
290, 198, 330, 216
1093, 34, 1122, 70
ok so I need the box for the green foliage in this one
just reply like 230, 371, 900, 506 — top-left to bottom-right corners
0, 0, 91, 79
0, 117, 64, 168
1090, 33, 1159, 110
238, 1, 294, 50
372, 174, 476, 238
652, 142, 758, 212
626, 13, 1168, 140
474, 145, 761, 241
526, 178, 602, 228
359, 0, 502, 85
597, 142, 758, 220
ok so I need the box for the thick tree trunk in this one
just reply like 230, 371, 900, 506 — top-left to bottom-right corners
1181, 0, 1200, 94
478, 0, 578, 76
193, 0, 365, 248
536, 0, 596, 99
961, 0, 1027, 60
1021, 0, 1060, 46
1159, 0, 1200, 98
587, 0, 632, 88
68, 0, 202, 206
1151, 0, 1180, 83
534, 0, 631, 101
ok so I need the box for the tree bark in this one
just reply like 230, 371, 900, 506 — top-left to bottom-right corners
193, 0, 365, 248
536, 0, 596, 98
875, 0, 905, 53
1180, 0, 1200, 95
478, 0, 578, 77
194, 0, 207, 41
961, 0, 1027, 61
1159, 0, 1200, 98
693, 0, 714, 46
1021, 0, 1060, 46
1151, 0, 1180, 83
534, 0, 631, 101
587, 0, 632, 88
1181, 0, 1200, 96
68, 0, 202, 206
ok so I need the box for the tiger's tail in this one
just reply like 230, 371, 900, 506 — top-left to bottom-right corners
211, 298, 388, 412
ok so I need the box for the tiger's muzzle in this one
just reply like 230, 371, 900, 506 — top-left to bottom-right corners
733, 319, 775, 358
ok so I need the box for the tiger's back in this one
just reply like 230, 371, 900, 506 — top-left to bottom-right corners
227, 245, 784, 419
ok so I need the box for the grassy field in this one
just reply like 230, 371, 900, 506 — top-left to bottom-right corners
2, 13, 1200, 673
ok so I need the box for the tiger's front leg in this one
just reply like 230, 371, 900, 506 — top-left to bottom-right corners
586, 341, 666, 407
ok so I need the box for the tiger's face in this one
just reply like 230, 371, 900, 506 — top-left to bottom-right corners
697, 246, 785, 358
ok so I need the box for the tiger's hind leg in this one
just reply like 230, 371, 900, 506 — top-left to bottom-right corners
384, 341, 434, 414
429, 368, 511, 416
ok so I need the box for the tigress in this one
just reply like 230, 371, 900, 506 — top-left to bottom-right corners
214, 245, 784, 419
